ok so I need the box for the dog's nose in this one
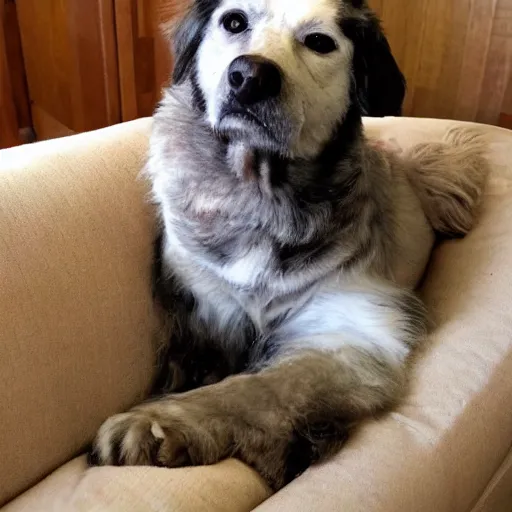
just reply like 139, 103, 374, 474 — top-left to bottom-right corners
228, 56, 282, 105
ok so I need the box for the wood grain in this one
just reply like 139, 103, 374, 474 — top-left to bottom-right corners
3, 0, 31, 132
31, 104, 75, 141
15, 0, 121, 138
8, 0, 512, 139
115, 0, 139, 121
0, 1, 20, 148
371, 0, 512, 125
115, 0, 180, 121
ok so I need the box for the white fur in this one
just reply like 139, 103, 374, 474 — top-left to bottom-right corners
220, 241, 273, 287
275, 278, 417, 365
197, 0, 353, 157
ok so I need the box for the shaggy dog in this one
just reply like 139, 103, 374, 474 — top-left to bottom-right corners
90, 0, 489, 489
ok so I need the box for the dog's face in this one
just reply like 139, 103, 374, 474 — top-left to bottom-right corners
171, 0, 405, 158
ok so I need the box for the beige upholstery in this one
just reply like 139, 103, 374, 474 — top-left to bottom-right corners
1, 117, 511, 511
0, 119, 159, 505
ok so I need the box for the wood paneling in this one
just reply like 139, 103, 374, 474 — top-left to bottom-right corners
1, 0, 33, 148
31, 104, 75, 141
3, 0, 31, 133
0, 1, 19, 148
114, 0, 182, 121
7, 0, 512, 140
15, 0, 121, 138
371, 0, 512, 125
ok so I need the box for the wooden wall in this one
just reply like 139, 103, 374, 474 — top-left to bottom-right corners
15, 0, 120, 139
0, 0, 31, 148
371, 0, 512, 126
114, 0, 175, 121
0, 2, 18, 148
3, 0, 512, 147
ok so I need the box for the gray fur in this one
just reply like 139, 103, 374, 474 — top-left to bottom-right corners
91, 0, 489, 489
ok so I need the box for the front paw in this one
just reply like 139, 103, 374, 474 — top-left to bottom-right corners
88, 405, 199, 468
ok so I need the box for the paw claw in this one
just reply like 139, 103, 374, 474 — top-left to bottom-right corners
90, 407, 196, 469
151, 421, 166, 440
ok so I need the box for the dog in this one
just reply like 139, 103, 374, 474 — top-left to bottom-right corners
89, 0, 489, 490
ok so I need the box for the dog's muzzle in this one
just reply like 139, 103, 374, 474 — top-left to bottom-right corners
218, 55, 291, 152
228, 55, 282, 105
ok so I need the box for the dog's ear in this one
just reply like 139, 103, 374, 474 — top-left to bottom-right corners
167, 0, 219, 84
341, 13, 406, 117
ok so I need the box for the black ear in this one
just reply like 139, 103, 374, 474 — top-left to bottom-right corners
170, 0, 220, 84
341, 13, 406, 117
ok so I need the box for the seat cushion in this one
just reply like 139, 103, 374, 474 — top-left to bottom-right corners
255, 118, 512, 512
3, 118, 512, 512
2, 457, 271, 512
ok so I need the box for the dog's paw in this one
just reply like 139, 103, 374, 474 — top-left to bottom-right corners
89, 406, 195, 468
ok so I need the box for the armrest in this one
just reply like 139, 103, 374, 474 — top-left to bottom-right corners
0, 119, 160, 505
256, 118, 512, 512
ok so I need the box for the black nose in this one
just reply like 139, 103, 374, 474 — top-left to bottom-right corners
228, 55, 282, 105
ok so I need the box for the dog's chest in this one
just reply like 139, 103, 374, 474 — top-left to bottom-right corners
158, 149, 355, 340
185, 262, 316, 341
177, 184, 338, 289
166, 207, 330, 339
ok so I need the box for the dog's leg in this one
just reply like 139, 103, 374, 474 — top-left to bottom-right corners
151, 233, 249, 393
90, 279, 426, 490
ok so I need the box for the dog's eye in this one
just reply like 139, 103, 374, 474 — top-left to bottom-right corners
304, 33, 338, 54
221, 11, 249, 34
